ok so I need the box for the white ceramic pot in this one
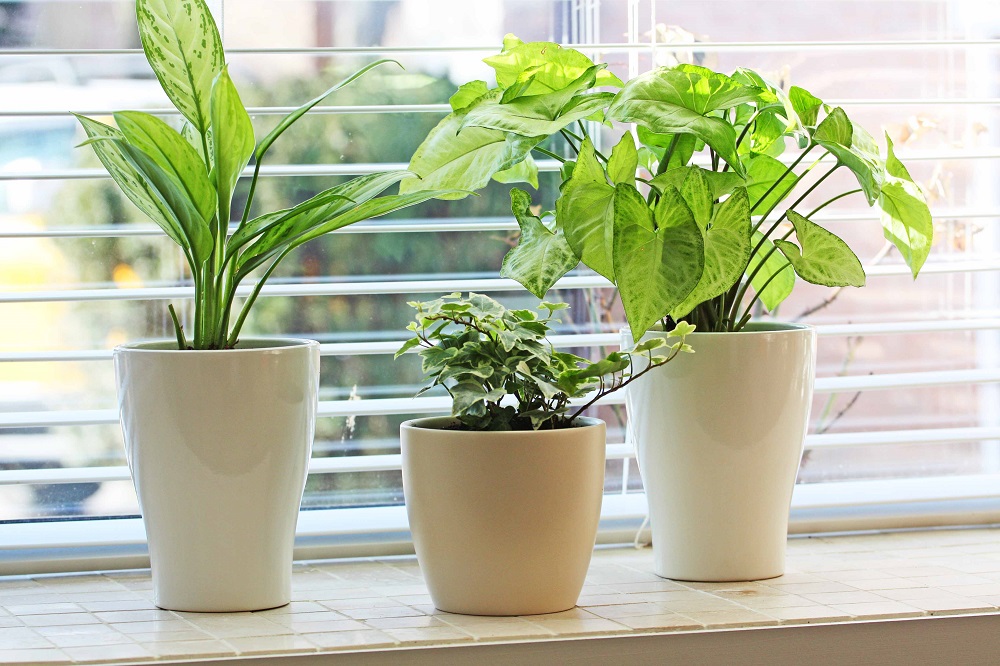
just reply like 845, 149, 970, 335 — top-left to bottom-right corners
114, 338, 320, 611
401, 417, 606, 616
622, 323, 816, 582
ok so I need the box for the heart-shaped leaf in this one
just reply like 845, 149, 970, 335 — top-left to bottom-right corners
747, 230, 796, 312
483, 35, 623, 94
650, 166, 745, 200
775, 211, 866, 287
401, 90, 541, 198
679, 166, 713, 227
877, 134, 933, 278
814, 107, 884, 204
501, 188, 580, 298
607, 133, 638, 186
557, 137, 616, 280
612, 183, 704, 337
670, 188, 753, 318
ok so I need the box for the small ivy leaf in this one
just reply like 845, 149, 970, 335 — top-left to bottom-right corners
668, 321, 698, 338
500, 188, 580, 298
628, 338, 668, 354
774, 211, 866, 287
394, 337, 422, 359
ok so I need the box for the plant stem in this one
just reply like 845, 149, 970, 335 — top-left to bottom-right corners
167, 303, 188, 349
226, 248, 291, 347
733, 260, 792, 330
560, 129, 581, 157
805, 188, 863, 218
749, 143, 817, 216
533, 146, 566, 163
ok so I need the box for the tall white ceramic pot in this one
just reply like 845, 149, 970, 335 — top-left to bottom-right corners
114, 338, 320, 612
401, 417, 606, 616
622, 323, 816, 582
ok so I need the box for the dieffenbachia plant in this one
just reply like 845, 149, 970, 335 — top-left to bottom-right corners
75, 0, 455, 349
397, 292, 694, 431
404, 39, 933, 338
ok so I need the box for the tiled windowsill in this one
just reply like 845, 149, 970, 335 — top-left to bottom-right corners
2, 528, 1000, 665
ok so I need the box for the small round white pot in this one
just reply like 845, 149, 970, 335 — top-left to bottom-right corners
114, 338, 320, 612
622, 323, 816, 582
401, 416, 606, 616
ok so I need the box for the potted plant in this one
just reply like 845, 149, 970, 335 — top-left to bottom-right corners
396, 290, 693, 615
76, 0, 453, 612
404, 40, 932, 580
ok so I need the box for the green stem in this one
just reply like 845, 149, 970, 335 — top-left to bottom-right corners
560, 129, 581, 157
226, 248, 293, 347
167, 303, 188, 349
805, 188, 863, 218
749, 144, 817, 216
533, 146, 566, 163
733, 261, 792, 331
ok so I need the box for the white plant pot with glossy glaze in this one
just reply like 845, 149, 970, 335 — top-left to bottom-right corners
114, 338, 320, 612
401, 416, 606, 616
622, 323, 816, 582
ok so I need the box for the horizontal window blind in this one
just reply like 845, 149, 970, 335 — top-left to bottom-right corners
0, 0, 998, 574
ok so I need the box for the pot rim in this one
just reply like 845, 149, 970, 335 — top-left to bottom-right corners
623, 321, 813, 337
113, 337, 319, 354
401, 415, 604, 433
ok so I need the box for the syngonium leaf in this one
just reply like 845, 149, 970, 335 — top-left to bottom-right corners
556, 137, 616, 280
637, 126, 697, 172
744, 153, 799, 211
775, 211, 866, 287
113, 111, 216, 230
607, 133, 638, 186
650, 166, 744, 201
788, 85, 825, 128
460, 63, 614, 137
877, 134, 933, 278
670, 187, 753, 319
500, 188, 580, 298
209, 66, 255, 227
612, 183, 704, 337
492, 153, 539, 188
814, 107, 884, 204
747, 230, 795, 312
609, 65, 760, 177
679, 166, 713, 227
483, 34, 623, 94
450, 80, 490, 112
401, 89, 541, 199
136, 0, 224, 137
73, 114, 188, 251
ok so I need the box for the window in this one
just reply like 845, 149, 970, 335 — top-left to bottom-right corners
0, 0, 998, 573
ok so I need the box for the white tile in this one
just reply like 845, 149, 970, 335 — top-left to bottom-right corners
61, 643, 155, 663
20, 613, 100, 628
384, 626, 473, 645
305, 629, 399, 650
0, 648, 68, 663
0, 627, 54, 649
227, 634, 318, 655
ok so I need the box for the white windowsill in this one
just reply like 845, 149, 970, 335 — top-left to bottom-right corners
1, 527, 1000, 665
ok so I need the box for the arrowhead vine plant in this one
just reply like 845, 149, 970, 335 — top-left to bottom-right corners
75, 0, 453, 349
397, 293, 694, 431
404, 36, 934, 338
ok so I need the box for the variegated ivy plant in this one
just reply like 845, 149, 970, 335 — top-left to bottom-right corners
404, 36, 933, 338
76, 0, 454, 349
397, 293, 693, 431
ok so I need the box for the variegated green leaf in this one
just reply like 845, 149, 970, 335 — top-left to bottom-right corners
500, 188, 580, 298
775, 211, 866, 287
